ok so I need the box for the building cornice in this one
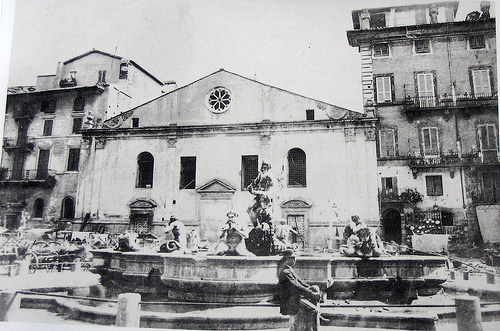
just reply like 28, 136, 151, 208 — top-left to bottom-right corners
347, 18, 496, 47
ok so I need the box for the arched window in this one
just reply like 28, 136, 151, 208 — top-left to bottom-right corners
288, 148, 306, 187
33, 198, 44, 218
61, 197, 75, 219
137, 152, 154, 188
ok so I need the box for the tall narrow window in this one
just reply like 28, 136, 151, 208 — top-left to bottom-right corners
33, 198, 44, 218
180, 157, 196, 189
379, 129, 396, 157
381, 177, 398, 196
43, 120, 53, 136
306, 109, 314, 120
416, 72, 435, 107
375, 76, 393, 103
422, 127, 439, 156
61, 197, 75, 219
119, 63, 129, 79
288, 148, 306, 187
73, 96, 85, 112
72, 117, 83, 134
98, 70, 107, 83
482, 172, 500, 203
426, 175, 443, 196
137, 152, 154, 188
471, 69, 492, 97
36, 149, 50, 179
242, 155, 259, 190
67, 148, 80, 171
478, 124, 498, 152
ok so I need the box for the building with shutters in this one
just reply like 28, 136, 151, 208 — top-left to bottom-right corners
347, 1, 499, 247
76, 69, 379, 248
0, 50, 171, 232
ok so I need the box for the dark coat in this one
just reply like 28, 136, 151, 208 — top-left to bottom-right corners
277, 265, 318, 315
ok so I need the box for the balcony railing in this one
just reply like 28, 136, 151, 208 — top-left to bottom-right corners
0, 169, 57, 181
404, 93, 497, 110
407, 151, 498, 168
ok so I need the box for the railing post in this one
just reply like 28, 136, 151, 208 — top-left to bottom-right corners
486, 272, 495, 284
116, 293, 141, 328
0, 291, 19, 321
455, 296, 482, 331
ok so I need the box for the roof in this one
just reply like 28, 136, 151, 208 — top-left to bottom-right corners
63, 49, 164, 86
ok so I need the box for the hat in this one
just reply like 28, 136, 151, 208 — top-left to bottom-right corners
282, 249, 296, 258
226, 211, 238, 218
169, 215, 177, 223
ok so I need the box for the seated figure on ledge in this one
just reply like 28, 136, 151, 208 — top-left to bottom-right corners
246, 161, 275, 256
274, 219, 299, 252
213, 211, 254, 256
340, 215, 384, 257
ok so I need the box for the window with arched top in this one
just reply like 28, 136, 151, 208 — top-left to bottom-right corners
288, 148, 306, 187
33, 198, 44, 218
137, 152, 154, 188
61, 196, 75, 219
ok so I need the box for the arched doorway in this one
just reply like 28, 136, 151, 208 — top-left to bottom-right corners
381, 208, 402, 244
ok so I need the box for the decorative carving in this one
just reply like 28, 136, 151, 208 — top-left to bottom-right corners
167, 138, 177, 148
365, 128, 376, 141
129, 199, 157, 209
344, 128, 356, 142
102, 110, 135, 129
95, 137, 106, 149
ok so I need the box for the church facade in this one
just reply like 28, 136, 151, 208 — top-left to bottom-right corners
76, 69, 379, 248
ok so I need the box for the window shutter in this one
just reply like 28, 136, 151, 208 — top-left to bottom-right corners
376, 76, 392, 102
472, 69, 491, 96
379, 129, 395, 157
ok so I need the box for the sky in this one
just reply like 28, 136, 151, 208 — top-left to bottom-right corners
3, 0, 494, 114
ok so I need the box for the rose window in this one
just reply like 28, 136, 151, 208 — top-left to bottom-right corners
206, 87, 232, 113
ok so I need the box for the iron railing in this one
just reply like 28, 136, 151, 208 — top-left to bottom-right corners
403, 93, 497, 110
407, 152, 499, 168
0, 169, 57, 181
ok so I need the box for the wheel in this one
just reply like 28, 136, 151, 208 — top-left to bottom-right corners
31, 241, 51, 255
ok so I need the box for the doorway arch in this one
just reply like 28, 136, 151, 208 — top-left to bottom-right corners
381, 208, 402, 244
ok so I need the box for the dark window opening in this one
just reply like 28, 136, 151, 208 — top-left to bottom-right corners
119, 63, 129, 79
73, 96, 85, 112
373, 43, 389, 56
67, 148, 80, 172
288, 148, 306, 187
36, 149, 50, 179
382, 176, 398, 196
72, 117, 83, 134
40, 99, 56, 113
180, 156, 196, 189
98, 70, 107, 83
441, 211, 454, 226
469, 35, 486, 49
132, 118, 140, 128
482, 172, 500, 203
415, 40, 430, 53
43, 120, 53, 136
33, 198, 44, 218
61, 197, 75, 219
242, 155, 259, 190
306, 109, 314, 120
137, 152, 154, 188
426, 175, 443, 196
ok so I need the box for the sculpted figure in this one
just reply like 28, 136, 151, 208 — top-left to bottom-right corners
340, 215, 384, 257
212, 211, 254, 256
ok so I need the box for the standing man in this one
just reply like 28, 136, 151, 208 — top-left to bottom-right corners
276, 249, 322, 330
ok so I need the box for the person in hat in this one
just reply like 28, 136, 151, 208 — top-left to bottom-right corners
276, 249, 322, 328
213, 211, 254, 256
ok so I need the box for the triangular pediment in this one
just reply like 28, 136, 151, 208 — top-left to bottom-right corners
281, 199, 311, 208
129, 198, 157, 208
196, 178, 236, 193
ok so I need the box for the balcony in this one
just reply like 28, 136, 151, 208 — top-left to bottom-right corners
403, 93, 497, 111
0, 169, 57, 188
407, 151, 498, 168
2, 139, 35, 154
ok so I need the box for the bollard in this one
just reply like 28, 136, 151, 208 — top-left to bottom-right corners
462, 271, 469, 281
116, 293, 141, 327
293, 299, 318, 331
449, 270, 455, 281
455, 296, 482, 331
0, 291, 19, 321
15, 259, 30, 276
486, 272, 495, 285
71, 258, 82, 272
